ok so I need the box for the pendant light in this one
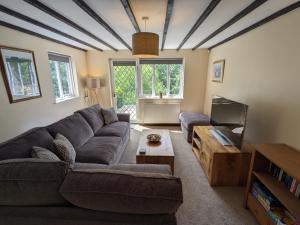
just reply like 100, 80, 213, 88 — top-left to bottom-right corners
132, 17, 159, 58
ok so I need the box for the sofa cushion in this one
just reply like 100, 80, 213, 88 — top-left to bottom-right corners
0, 158, 68, 206
0, 128, 54, 160
60, 169, 183, 214
73, 162, 109, 170
53, 134, 76, 168
75, 136, 122, 164
31, 146, 60, 161
110, 164, 172, 175
95, 121, 129, 141
76, 105, 104, 133
102, 108, 119, 125
179, 112, 210, 131
47, 114, 93, 149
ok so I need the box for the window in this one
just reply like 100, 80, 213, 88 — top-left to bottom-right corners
139, 58, 184, 98
48, 53, 77, 102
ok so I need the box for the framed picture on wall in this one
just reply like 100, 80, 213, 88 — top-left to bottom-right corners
0, 46, 42, 103
212, 59, 225, 83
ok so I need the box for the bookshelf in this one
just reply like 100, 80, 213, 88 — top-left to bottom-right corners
245, 144, 300, 224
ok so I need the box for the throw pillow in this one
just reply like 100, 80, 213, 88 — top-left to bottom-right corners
53, 133, 76, 168
31, 146, 60, 161
102, 108, 119, 125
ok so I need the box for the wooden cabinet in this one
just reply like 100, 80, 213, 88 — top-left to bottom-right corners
244, 144, 300, 225
192, 126, 252, 186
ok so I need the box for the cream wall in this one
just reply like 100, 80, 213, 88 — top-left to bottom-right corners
87, 49, 208, 121
204, 9, 300, 149
0, 27, 88, 142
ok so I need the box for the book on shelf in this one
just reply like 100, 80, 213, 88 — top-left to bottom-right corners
268, 162, 300, 198
252, 181, 282, 210
251, 181, 300, 225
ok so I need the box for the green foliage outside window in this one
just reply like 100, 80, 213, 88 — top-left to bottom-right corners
114, 66, 136, 109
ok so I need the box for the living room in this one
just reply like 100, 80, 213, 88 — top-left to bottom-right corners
0, 1, 299, 225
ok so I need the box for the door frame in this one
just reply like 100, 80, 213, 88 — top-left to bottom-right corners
109, 59, 139, 122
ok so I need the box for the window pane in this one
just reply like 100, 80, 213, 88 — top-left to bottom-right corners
141, 64, 153, 96
48, 53, 76, 102
155, 64, 167, 96
113, 65, 136, 119
170, 64, 182, 95
49, 60, 60, 98
59, 62, 71, 96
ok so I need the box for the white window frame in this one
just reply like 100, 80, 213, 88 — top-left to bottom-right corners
48, 52, 79, 103
138, 58, 185, 99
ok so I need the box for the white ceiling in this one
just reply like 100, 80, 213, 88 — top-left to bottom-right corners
0, 0, 298, 51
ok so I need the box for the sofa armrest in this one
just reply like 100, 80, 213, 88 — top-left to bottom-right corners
60, 169, 183, 214
117, 113, 130, 122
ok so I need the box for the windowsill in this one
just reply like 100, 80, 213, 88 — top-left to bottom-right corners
54, 96, 79, 104
139, 96, 183, 100
138, 97, 184, 103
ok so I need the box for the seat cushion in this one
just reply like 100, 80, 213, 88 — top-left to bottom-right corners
0, 128, 54, 160
73, 162, 109, 170
0, 158, 68, 206
95, 121, 129, 141
75, 136, 122, 164
110, 164, 172, 175
60, 169, 183, 214
179, 112, 210, 131
76, 105, 104, 133
47, 114, 94, 149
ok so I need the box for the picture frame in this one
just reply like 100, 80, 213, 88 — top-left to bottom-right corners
0, 46, 42, 103
212, 59, 225, 83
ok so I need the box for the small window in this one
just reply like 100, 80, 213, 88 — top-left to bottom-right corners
139, 58, 184, 98
48, 53, 77, 102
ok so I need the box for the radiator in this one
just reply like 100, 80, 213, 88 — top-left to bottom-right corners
143, 103, 180, 124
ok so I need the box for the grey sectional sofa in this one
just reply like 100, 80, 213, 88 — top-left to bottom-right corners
0, 105, 183, 225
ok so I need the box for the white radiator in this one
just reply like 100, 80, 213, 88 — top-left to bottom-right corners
143, 103, 180, 124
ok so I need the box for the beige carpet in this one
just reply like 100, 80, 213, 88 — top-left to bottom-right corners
120, 126, 258, 225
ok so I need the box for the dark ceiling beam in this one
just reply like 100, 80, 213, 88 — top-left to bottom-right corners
161, 0, 174, 51
176, 0, 221, 51
0, 5, 102, 52
73, 0, 131, 51
208, 2, 300, 50
192, 0, 267, 50
120, 0, 140, 32
0, 20, 86, 52
23, 0, 118, 51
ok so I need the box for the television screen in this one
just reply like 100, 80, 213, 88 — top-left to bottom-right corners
210, 96, 248, 149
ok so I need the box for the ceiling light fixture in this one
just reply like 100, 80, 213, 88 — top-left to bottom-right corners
132, 17, 159, 58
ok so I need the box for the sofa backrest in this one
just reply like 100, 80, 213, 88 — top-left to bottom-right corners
47, 113, 94, 149
76, 104, 104, 133
0, 127, 54, 161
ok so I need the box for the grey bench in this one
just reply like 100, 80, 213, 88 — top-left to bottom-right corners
179, 112, 210, 143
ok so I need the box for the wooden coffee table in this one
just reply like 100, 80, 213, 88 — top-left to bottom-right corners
136, 129, 175, 174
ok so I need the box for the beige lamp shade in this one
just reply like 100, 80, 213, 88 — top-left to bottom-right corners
86, 77, 101, 88
132, 32, 159, 58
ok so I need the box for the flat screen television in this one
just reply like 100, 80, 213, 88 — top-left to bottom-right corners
210, 96, 248, 149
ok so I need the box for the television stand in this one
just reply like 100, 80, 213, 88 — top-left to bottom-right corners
192, 126, 252, 186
